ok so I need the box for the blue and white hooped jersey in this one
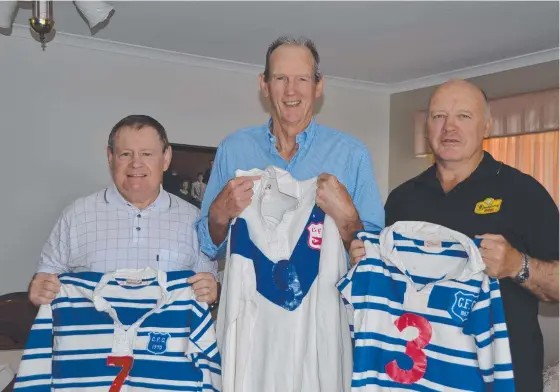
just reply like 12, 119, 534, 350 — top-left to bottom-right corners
14, 268, 221, 392
337, 221, 515, 391
216, 166, 353, 392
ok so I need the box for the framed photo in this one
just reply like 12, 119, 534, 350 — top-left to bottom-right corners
162, 143, 217, 209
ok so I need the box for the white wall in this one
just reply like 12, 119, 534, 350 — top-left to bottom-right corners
0, 31, 390, 294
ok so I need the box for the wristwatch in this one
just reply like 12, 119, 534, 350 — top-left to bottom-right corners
209, 300, 219, 311
208, 282, 222, 311
513, 253, 530, 284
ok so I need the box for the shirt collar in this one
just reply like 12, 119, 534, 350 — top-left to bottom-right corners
266, 117, 317, 154
413, 151, 503, 186
379, 221, 486, 283
104, 183, 172, 211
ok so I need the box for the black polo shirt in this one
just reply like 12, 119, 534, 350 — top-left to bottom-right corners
385, 151, 559, 392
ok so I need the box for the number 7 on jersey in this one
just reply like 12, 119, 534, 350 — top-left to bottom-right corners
107, 355, 134, 392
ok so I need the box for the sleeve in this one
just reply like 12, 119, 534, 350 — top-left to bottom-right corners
463, 277, 515, 391
13, 305, 54, 392
185, 301, 222, 392
384, 188, 400, 227
336, 260, 358, 344
520, 176, 559, 261
188, 216, 218, 279
195, 141, 230, 261
351, 149, 385, 232
37, 212, 72, 274
316, 216, 354, 391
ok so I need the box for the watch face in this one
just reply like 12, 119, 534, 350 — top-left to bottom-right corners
515, 266, 529, 283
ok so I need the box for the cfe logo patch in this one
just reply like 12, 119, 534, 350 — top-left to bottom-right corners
306, 222, 324, 250
147, 332, 170, 355
474, 197, 503, 215
449, 291, 477, 323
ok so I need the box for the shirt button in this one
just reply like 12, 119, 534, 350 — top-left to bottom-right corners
136, 227, 141, 231
137, 214, 141, 218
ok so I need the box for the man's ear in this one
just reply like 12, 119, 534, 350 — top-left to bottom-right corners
259, 73, 270, 98
483, 117, 493, 139
315, 76, 324, 99
107, 146, 114, 167
163, 146, 172, 171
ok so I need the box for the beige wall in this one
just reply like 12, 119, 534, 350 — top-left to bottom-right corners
388, 60, 559, 367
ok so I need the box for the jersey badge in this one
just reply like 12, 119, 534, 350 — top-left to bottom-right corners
474, 197, 502, 214
449, 291, 477, 322
147, 332, 170, 355
306, 222, 323, 250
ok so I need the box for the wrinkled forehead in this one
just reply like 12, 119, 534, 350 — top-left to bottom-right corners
269, 45, 315, 74
113, 126, 164, 149
429, 84, 486, 113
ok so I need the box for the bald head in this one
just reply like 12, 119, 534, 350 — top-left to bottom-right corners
429, 79, 490, 120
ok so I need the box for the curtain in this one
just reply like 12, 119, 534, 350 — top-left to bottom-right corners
483, 130, 559, 205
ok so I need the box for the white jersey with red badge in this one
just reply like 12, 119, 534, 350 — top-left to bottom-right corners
216, 166, 353, 392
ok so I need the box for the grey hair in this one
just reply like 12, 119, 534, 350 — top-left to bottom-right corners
263, 35, 322, 83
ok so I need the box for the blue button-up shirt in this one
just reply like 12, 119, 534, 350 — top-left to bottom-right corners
195, 118, 385, 259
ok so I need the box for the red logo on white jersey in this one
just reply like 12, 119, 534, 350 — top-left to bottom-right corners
306, 222, 323, 250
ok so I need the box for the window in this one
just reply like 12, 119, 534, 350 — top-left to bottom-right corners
483, 130, 559, 205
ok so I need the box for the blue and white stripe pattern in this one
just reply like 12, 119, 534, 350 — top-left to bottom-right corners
14, 268, 221, 392
337, 221, 515, 391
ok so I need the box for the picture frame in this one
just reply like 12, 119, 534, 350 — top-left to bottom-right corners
162, 143, 217, 210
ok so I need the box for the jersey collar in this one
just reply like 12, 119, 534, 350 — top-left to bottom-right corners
379, 221, 486, 284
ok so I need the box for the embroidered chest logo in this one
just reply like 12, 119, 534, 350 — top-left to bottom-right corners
474, 197, 503, 214
147, 332, 170, 355
306, 222, 324, 250
450, 291, 477, 322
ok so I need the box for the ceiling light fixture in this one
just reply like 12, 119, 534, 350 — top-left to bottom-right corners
0, 1, 115, 50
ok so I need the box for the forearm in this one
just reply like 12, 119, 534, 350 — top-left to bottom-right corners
521, 257, 559, 302
337, 216, 364, 252
208, 204, 230, 247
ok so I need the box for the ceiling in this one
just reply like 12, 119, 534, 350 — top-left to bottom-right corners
10, 1, 560, 86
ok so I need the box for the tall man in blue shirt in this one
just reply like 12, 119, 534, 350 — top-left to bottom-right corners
195, 35, 385, 260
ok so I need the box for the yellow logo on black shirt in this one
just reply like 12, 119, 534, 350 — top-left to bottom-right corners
474, 198, 502, 214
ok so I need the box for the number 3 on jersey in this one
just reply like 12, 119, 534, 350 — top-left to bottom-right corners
107, 356, 134, 392
385, 313, 432, 384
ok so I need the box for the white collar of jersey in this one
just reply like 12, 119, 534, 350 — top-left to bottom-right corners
261, 166, 300, 199
92, 267, 170, 330
105, 183, 171, 211
236, 166, 316, 225
379, 221, 486, 283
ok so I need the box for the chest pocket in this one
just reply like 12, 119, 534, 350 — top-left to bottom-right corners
157, 246, 194, 272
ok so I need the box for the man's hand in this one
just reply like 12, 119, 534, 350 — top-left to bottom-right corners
208, 176, 260, 246
29, 272, 61, 306
316, 173, 362, 246
187, 272, 219, 305
210, 176, 260, 224
476, 234, 522, 279
350, 239, 366, 266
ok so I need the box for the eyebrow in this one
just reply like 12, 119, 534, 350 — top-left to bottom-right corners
272, 73, 312, 78
429, 109, 475, 115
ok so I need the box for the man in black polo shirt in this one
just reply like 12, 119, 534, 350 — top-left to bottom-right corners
377, 79, 558, 392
